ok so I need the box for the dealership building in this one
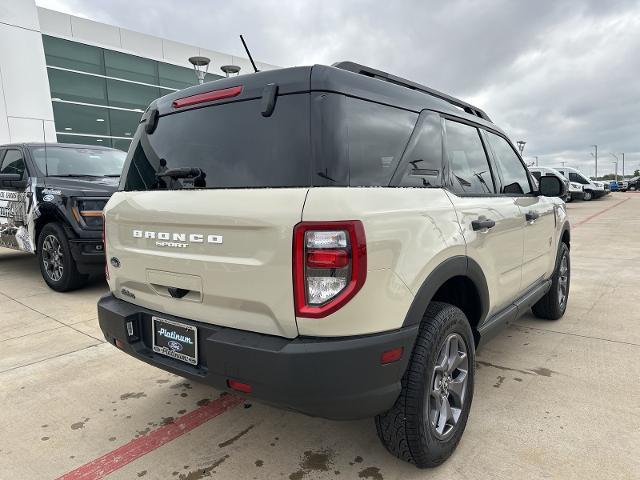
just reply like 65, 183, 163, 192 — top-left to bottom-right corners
0, 0, 277, 150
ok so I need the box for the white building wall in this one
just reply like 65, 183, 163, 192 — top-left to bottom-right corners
0, 2, 279, 146
0, 0, 56, 144
36, 7, 279, 76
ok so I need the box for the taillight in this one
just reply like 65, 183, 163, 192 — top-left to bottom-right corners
293, 221, 366, 318
102, 212, 109, 281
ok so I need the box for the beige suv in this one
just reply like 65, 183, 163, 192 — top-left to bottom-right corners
98, 62, 570, 467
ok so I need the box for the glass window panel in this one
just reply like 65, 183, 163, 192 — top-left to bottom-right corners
397, 112, 443, 188
485, 132, 533, 194
445, 120, 495, 194
0, 150, 26, 177
122, 94, 311, 191
109, 109, 142, 138
204, 73, 224, 83
159, 88, 176, 97
42, 35, 104, 74
112, 139, 133, 152
346, 98, 417, 187
104, 50, 158, 84
158, 62, 196, 90
57, 134, 112, 148
48, 68, 108, 105
53, 102, 110, 136
106, 79, 160, 110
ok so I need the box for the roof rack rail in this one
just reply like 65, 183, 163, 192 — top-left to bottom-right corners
332, 61, 491, 122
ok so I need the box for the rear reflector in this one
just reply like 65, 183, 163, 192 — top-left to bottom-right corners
306, 249, 349, 269
115, 339, 125, 349
381, 347, 403, 365
172, 85, 242, 108
227, 379, 252, 394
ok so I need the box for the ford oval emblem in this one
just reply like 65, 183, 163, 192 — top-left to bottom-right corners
168, 340, 183, 352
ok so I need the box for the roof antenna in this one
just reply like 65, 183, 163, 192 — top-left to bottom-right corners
240, 35, 259, 73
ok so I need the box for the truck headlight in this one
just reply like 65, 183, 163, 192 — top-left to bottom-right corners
72, 198, 108, 228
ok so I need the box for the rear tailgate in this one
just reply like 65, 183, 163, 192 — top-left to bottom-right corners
104, 189, 307, 338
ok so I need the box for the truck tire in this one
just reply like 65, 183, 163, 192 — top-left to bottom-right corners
532, 242, 570, 320
583, 190, 593, 201
375, 302, 475, 468
37, 222, 87, 292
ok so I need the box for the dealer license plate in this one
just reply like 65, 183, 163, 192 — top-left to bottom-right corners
152, 316, 198, 365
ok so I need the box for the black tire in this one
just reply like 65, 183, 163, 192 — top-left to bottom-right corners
375, 302, 475, 468
37, 222, 87, 292
583, 190, 593, 201
532, 242, 570, 320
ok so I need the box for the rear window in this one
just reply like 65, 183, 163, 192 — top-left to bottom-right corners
122, 94, 311, 191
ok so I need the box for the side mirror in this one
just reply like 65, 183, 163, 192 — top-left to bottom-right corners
0, 173, 26, 189
539, 175, 566, 198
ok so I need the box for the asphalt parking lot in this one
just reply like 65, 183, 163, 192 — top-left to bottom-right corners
2, 193, 639, 480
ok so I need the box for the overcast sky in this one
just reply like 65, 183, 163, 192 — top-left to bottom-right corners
37, 0, 640, 177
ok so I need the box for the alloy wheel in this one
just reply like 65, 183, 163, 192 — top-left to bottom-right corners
428, 333, 469, 439
42, 234, 64, 282
557, 253, 569, 309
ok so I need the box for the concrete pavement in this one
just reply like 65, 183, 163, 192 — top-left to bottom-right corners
1, 193, 639, 479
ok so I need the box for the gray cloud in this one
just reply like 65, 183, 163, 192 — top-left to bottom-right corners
37, 0, 640, 176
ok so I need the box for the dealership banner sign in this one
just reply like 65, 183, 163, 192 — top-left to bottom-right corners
0, 186, 37, 252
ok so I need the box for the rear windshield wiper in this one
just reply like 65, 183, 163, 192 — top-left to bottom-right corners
157, 167, 204, 179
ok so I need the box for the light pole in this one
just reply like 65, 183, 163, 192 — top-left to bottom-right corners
188, 56, 211, 85
516, 140, 526, 156
620, 153, 625, 177
533, 155, 539, 166
220, 65, 241, 77
610, 153, 619, 181
591, 145, 598, 178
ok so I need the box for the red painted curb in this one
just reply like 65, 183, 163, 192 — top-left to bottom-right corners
574, 197, 630, 227
56, 394, 243, 480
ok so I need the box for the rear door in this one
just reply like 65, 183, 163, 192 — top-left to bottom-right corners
442, 118, 524, 316
483, 131, 556, 289
105, 92, 311, 338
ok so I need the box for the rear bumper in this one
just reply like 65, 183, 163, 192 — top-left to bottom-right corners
97, 293, 419, 420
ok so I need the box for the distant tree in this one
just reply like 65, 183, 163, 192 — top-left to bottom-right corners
599, 174, 617, 181
635, 169, 640, 177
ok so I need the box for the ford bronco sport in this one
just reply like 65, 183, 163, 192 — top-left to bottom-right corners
98, 62, 570, 467
0, 143, 125, 291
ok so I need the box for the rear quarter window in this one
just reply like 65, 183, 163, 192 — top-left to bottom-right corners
345, 98, 417, 187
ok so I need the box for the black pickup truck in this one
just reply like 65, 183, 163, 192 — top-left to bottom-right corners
0, 143, 125, 291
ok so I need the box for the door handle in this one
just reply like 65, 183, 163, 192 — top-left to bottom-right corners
471, 218, 496, 231
168, 287, 190, 299
526, 211, 539, 222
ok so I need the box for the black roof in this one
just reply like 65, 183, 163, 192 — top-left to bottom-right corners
149, 62, 500, 132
